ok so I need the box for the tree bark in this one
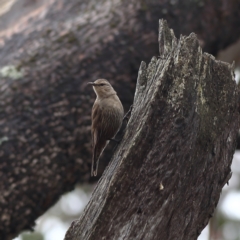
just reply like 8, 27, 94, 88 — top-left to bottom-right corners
64, 20, 239, 240
0, 0, 240, 239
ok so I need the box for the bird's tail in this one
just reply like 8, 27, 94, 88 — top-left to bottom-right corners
91, 140, 108, 177
91, 147, 100, 177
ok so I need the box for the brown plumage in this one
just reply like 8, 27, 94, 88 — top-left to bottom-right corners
89, 79, 124, 176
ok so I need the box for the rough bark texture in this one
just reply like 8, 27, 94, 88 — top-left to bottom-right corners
64, 20, 239, 240
0, 0, 240, 239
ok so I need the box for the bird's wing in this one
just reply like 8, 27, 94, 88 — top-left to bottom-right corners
91, 102, 106, 176
91, 100, 122, 176
92, 102, 102, 146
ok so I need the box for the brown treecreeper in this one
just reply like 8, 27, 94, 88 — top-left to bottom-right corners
88, 79, 124, 176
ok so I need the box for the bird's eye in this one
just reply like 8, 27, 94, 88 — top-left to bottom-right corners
100, 84, 105, 86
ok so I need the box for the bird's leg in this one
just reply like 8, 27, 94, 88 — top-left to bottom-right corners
109, 138, 121, 143
109, 138, 121, 154
123, 104, 133, 122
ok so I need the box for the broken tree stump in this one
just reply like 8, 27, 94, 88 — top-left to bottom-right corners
64, 20, 239, 240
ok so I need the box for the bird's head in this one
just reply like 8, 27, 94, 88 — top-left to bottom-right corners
88, 79, 116, 99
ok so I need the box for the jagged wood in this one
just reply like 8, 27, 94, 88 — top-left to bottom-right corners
1, 0, 240, 239
64, 20, 239, 240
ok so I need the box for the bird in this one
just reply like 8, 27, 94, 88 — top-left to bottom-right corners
88, 79, 124, 177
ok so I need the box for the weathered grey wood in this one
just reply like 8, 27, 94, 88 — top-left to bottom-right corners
64, 20, 239, 240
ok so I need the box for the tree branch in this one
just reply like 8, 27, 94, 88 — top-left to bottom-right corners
64, 20, 239, 240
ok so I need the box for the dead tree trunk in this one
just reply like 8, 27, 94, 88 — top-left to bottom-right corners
64, 20, 239, 240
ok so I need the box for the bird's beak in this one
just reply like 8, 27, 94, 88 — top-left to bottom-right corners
88, 82, 95, 86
